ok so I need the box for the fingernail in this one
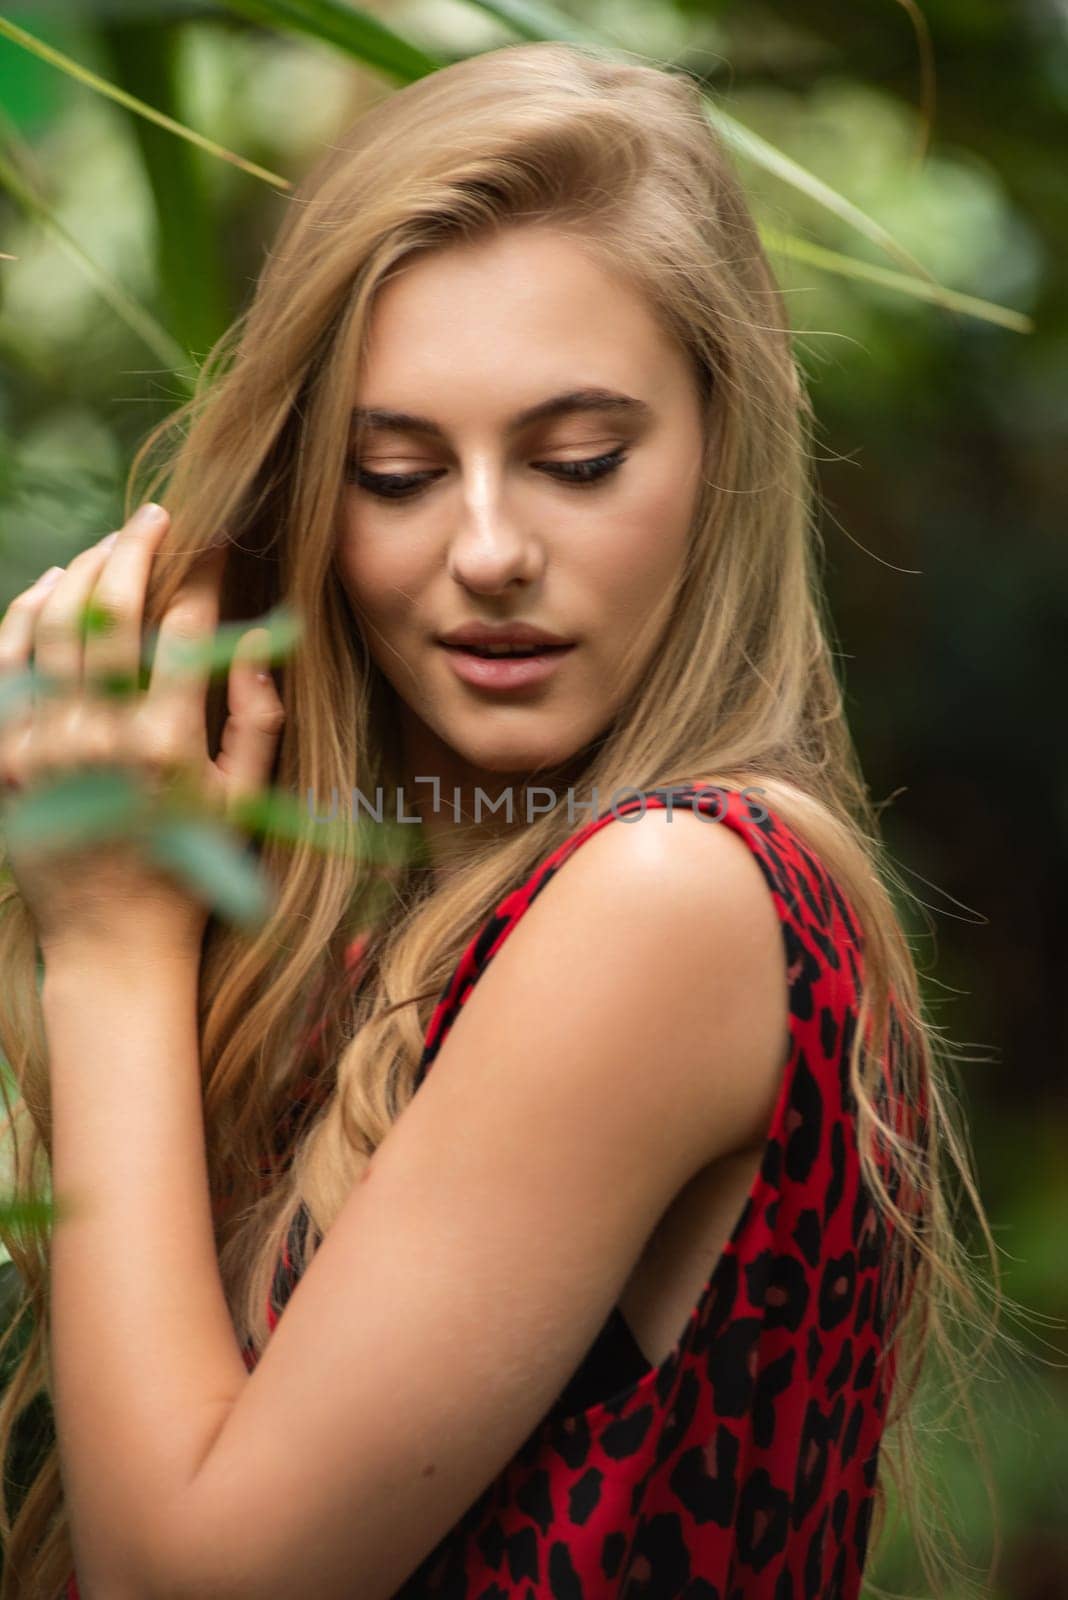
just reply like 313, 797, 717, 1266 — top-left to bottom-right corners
255, 669, 272, 684
99, 531, 119, 552
36, 566, 65, 590
135, 502, 167, 527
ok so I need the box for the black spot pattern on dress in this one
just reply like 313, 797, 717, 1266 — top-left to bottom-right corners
824, 1122, 846, 1225
793, 1208, 822, 1270
840, 1398, 865, 1471
547, 1539, 583, 1599
515, 1470, 555, 1536
568, 1468, 602, 1526
819, 1251, 857, 1332
656, 1369, 702, 1466
804, 1506, 829, 1598
707, 1318, 763, 1416
620, 1513, 692, 1596
672, 1424, 741, 1527
853, 1348, 876, 1392
763, 1253, 811, 1332
505, 1525, 538, 1585
736, 1468, 791, 1572
601, 1531, 626, 1580
753, 1351, 796, 1450
784, 1052, 823, 1182
825, 1338, 853, 1398
792, 1397, 845, 1529
602, 1405, 656, 1460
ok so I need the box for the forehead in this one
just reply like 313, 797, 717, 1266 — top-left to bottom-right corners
354, 226, 680, 414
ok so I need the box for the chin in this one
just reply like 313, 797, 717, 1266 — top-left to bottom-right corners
444, 724, 589, 781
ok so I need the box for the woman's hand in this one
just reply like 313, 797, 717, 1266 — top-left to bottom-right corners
0, 502, 286, 959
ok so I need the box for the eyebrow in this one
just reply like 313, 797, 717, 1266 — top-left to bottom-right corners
349, 387, 652, 439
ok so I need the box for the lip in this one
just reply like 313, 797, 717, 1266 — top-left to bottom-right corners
439, 642, 575, 690
438, 622, 574, 650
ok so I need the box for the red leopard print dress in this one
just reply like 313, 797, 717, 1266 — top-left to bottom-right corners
64, 782, 911, 1599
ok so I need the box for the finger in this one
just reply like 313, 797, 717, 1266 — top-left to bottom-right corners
81, 503, 171, 693
0, 566, 66, 786
0, 565, 65, 686
215, 627, 286, 803
30, 534, 120, 696
146, 542, 227, 738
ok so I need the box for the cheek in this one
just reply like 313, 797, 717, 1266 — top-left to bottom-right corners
335, 517, 427, 629
582, 477, 693, 620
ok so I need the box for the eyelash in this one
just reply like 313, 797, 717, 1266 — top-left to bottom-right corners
345, 445, 628, 501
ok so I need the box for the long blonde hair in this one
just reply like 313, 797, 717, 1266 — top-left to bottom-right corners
0, 39, 1001, 1598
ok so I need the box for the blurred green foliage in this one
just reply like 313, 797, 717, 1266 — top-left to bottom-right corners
0, 2, 1064, 1594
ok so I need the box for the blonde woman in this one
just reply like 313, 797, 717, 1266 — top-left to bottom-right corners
0, 40, 992, 1600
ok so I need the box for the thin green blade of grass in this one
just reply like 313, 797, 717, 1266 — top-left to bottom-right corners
759, 224, 1034, 334
702, 102, 936, 287
216, 0, 442, 81
0, 142, 192, 378
0, 16, 291, 191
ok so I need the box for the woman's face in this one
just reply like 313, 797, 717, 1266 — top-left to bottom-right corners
334, 223, 706, 802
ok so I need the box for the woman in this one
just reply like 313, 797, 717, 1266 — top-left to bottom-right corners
0, 39, 994, 1600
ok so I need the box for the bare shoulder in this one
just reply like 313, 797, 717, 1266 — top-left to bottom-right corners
460, 798, 792, 1171
545, 794, 779, 920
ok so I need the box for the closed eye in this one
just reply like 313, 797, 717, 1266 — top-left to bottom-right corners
346, 445, 628, 501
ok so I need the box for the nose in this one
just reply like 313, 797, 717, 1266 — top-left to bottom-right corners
446, 467, 545, 594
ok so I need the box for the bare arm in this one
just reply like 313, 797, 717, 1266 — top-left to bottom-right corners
0, 504, 286, 1596
44, 941, 251, 1596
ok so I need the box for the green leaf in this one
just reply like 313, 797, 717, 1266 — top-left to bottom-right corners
145, 815, 274, 929
1, 767, 148, 855
229, 784, 426, 867
0, 137, 192, 378
158, 603, 304, 678
0, 16, 291, 190
215, 0, 443, 82
44, 599, 304, 687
